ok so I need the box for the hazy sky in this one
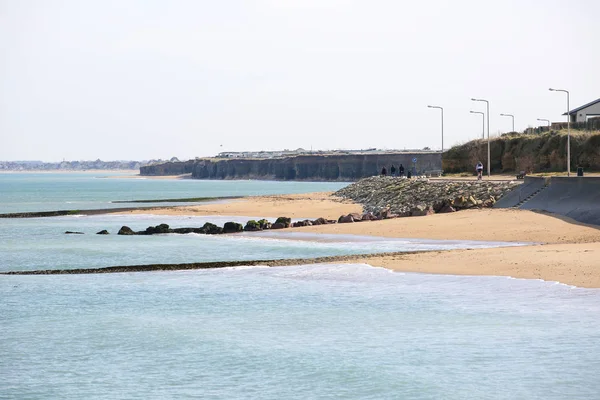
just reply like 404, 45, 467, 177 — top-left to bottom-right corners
1, 0, 598, 161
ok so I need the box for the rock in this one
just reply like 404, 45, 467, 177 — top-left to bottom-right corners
118, 226, 135, 235
361, 212, 377, 221
172, 227, 205, 234
349, 212, 363, 222
244, 220, 262, 231
145, 223, 171, 235
410, 204, 434, 216
312, 217, 327, 225
202, 222, 223, 234
270, 222, 286, 229
223, 222, 244, 233
438, 203, 456, 213
257, 219, 272, 229
338, 214, 355, 223
65, 231, 84, 234
96, 230, 109, 235
292, 220, 313, 227
274, 217, 292, 228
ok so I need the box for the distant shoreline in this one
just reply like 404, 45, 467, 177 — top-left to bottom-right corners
0, 169, 139, 174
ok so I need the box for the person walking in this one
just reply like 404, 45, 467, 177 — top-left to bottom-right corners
381, 166, 387, 176
398, 164, 405, 177
476, 161, 484, 180
390, 164, 396, 176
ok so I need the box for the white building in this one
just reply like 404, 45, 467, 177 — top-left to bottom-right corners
565, 97, 600, 123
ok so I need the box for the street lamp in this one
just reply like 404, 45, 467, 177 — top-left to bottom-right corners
549, 88, 571, 176
470, 111, 485, 140
427, 105, 444, 154
537, 118, 551, 131
471, 98, 490, 177
500, 113, 515, 132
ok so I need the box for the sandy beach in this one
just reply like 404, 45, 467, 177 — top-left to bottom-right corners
118, 192, 600, 288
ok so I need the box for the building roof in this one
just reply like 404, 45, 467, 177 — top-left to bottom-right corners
563, 97, 600, 115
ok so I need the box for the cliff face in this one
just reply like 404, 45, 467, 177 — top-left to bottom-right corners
140, 153, 442, 181
140, 161, 195, 176
443, 131, 600, 173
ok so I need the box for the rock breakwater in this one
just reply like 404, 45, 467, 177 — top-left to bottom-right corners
334, 176, 519, 217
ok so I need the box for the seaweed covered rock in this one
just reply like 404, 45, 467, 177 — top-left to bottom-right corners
145, 223, 172, 235
257, 219, 272, 229
244, 220, 262, 231
202, 222, 223, 235
172, 227, 205, 234
118, 226, 135, 235
274, 217, 292, 228
223, 222, 244, 233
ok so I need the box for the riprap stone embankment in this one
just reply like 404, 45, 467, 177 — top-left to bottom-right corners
335, 176, 519, 217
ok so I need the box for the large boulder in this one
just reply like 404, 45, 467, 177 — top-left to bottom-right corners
312, 217, 328, 225
257, 219, 272, 229
202, 222, 223, 235
223, 222, 244, 233
172, 227, 205, 234
349, 212, 363, 222
145, 223, 171, 235
118, 226, 135, 235
361, 212, 377, 221
292, 219, 313, 228
244, 220, 262, 231
338, 214, 355, 223
270, 222, 286, 229
410, 204, 434, 217
274, 217, 292, 228
96, 230, 109, 235
438, 204, 456, 213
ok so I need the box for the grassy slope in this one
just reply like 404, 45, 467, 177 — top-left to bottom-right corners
443, 130, 600, 173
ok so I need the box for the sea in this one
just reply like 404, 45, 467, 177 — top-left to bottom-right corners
1, 172, 600, 399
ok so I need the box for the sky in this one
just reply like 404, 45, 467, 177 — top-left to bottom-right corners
1, 0, 598, 162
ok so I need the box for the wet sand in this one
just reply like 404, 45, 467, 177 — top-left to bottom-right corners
116, 192, 600, 288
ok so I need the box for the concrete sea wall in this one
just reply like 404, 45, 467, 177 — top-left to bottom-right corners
494, 176, 600, 226
140, 153, 442, 181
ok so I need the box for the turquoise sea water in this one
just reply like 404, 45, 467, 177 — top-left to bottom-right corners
0, 172, 350, 213
1, 173, 600, 399
3, 266, 600, 399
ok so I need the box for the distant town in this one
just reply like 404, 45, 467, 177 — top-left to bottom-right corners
0, 159, 153, 171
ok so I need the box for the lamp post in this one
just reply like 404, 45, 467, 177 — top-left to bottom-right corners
471, 98, 490, 177
500, 113, 515, 132
470, 111, 485, 139
537, 118, 551, 132
549, 88, 571, 176
427, 105, 444, 154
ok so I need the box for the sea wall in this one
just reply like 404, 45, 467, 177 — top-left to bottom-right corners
495, 176, 600, 226
140, 153, 442, 181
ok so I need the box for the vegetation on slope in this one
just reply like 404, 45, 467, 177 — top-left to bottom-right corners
443, 130, 600, 173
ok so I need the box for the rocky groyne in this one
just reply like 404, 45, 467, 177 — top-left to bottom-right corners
334, 176, 519, 217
